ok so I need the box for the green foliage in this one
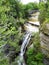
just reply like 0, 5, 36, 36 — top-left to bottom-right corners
39, 0, 49, 24
0, 0, 24, 64
26, 47, 44, 65
39, 2, 46, 24
0, 0, 42, 65
0, 0, 24, 47
23, 2, 39, 18
25, 2, 38, 11
26, 33, 44, 65
33, 33, 40, 48
35, 52, 44, 61
0, 58, 9, 65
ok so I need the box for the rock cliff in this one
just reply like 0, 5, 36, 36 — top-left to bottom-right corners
40, 22, 49, 64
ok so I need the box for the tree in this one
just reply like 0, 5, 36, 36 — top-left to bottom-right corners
39, 0, 49, 24
0, 0, 23, 64
23, 2, 39, 18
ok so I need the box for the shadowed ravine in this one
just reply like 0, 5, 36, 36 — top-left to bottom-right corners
18, 12, 40, 65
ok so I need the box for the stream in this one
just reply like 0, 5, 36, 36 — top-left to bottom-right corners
18, 12, 40, 65
18, 32, 31, 65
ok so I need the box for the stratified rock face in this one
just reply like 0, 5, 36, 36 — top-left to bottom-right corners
40, 23, 49, 58
42, 24, 49, 35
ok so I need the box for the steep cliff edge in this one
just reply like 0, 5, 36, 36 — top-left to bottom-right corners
40, 22, 49, 61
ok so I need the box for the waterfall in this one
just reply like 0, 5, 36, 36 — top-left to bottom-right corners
18, 32, 31, 65
18, 12, 39, 65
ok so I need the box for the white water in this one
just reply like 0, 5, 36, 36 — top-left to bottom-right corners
24, 23, 39, 33
18, 22, 39, 65
18, 12, 39, 65
18, 32, 31, 65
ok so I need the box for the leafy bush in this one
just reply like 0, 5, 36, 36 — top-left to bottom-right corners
39, 0, 49, 24
26, 47, 44, 65
0, 0, 24, 64
23, 2, 39, 18
26, 33, 44, 65
0, 58, 9, 65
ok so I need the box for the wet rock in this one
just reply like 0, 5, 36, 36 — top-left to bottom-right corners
3, 44, 16, 55
43, 58, 49, 65
8, 51, 16, 63
3, 44, 10, 55
19, 39, 22, 45
2, 44, 19, 63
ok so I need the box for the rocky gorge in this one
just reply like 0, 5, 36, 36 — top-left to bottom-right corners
0, 11, 49, 65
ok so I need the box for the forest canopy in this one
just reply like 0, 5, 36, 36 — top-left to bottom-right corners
0, 0, 49, 65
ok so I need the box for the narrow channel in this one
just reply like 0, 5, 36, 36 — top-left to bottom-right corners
18, 11, 40, 65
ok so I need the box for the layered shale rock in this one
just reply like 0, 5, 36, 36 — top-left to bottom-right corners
40, 32, 49, 57
40, 23, 49, 65
40, 23, 49, 57
40, 23, 49, 64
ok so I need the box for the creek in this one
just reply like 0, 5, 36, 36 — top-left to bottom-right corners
18, 12, 40, 65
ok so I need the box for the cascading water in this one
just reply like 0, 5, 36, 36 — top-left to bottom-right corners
18, 32, 31, 65
18, 11, 39, 65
